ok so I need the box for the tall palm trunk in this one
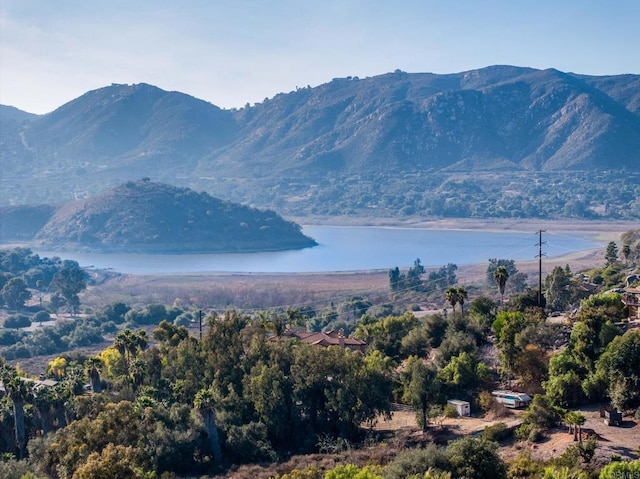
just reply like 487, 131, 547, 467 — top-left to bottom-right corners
195, 389, 222, 463
90, 370, 102, 393
202, 409, 222, 463
12, 398, 26, 458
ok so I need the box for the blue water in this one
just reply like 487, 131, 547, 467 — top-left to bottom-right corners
33, 226, 601, 274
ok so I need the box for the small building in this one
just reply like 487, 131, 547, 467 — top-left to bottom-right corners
447, 399, 471, 417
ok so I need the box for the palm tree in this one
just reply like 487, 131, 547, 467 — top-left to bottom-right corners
456, 286, 469, 319
114, 329, 147, 373
564, 411, 582, 441
574, 413, 586, 443
84, 357, 103, 394
51, 383, 69, 429
493, 266, 509, 305
2, 374, 33, 458
113, 329, 132, 372
33, 386, 55, 435
195, 388, 222, 463
132, 330, 148, 356
270, 312, 287, 338
129, 358, 146, 391
446, 287, 459, 315
286, 307, 305, 330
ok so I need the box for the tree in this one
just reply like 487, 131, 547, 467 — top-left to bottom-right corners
388, 259, 425, 293
246, 362, 295, 443
33, 310, 51, 326
325, 464, 384, 479
599, 461, 640, 479
593, 330, 640, 410
544, 266, 573, 312
446, 287, 459, 315
456, 286, 469, 319
194, 388, 222, 463
1, 277, 31, 310
50, 261, 87, 314
389, 266, 401, 292
406, 258, 425, 291
3, 314, 32, 329
487, 259, 518, 285
493, 266, 509, 305
574, 413, 586, 443
522, 394, 562, 431
437, 351, 490, 401
0, 369, 33, 458
446, 437, 507, 479
33, 385, 55, 436
73, 443, 153, 479
84, 356, 103, 393
426, 263, 458, 291
605, 241, 618, 266
564, 411, 581, 441
402, 356, 436, 431
113, 329, 148, 377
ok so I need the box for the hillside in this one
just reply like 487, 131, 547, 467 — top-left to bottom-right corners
1, 66, 639, 219
28, 180, 316, 253
0, 204, 57, 240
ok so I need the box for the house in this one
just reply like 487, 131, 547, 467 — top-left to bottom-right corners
447, 399, 471, 417
270, 329, 367, 352
0, 376, 58, 398
622, 286, 640, 319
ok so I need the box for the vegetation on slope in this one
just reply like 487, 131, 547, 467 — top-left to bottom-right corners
31, 180, 316, 253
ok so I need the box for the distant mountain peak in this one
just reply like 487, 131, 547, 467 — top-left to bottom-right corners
1, 66, 639, 221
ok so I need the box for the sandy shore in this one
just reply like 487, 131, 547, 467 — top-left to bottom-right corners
294, 216, 636, 238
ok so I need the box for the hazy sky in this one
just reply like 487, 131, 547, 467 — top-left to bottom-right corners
1, 0, 639, 114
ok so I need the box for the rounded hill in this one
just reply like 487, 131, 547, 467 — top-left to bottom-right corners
34, 181, 317, 253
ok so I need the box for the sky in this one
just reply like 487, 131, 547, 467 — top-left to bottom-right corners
1, 0, 639, 114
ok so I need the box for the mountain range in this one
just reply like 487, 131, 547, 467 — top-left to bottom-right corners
1, 66, 639, 220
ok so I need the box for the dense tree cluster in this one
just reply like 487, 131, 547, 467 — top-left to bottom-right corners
0, 248, 87, 314
238, 171, 640, 221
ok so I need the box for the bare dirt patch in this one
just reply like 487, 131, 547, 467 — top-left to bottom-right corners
376, 405, 638, 466
501, 405, 639, 465
373, 409, 523, 435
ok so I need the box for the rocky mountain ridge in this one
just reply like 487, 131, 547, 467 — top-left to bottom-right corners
1, 66, 639, 219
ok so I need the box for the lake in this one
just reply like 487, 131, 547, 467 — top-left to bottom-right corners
31, 226, 602, 274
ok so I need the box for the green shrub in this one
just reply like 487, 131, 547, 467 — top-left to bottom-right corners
528, 428, 545, 443
383, 444, 449, 479
482, 423, 510, 442
32, 310, 52, 324
443, 404, 459, 418
599, 460, 640, 478
515, 423, 533, 442
3, 314, 31, 329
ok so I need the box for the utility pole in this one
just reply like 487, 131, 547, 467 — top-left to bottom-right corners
536, 230, 546, 307
199, 310, 203, 341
